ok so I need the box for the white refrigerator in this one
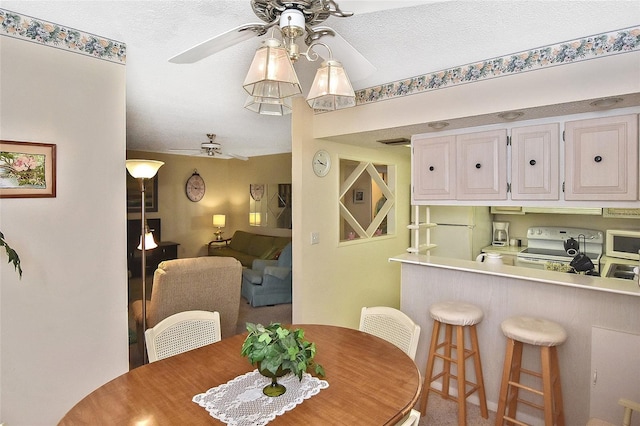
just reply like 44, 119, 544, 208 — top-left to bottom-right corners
427, 206, 493, 260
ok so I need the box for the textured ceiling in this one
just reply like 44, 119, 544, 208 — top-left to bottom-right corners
3, 1, 639, 158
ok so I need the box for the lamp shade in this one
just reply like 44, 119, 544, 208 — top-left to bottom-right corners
244, 95, 292, 116
243, 38, 301, 99
213, 214, 226, 228
137, 231, 158, 250
306, 59, 356, 111
126, 159, 164, 179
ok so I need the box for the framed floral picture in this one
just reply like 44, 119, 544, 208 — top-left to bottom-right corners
0, 141, 56, 198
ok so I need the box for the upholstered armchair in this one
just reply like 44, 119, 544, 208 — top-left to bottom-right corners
131, 256, 242, 351
241, 242, 292, 307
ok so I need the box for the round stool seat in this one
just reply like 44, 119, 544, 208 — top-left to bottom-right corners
501, 316, 567, 347
429, 301, 483, 326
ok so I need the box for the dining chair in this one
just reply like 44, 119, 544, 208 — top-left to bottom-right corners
397, 408, 421, 426
360, 307, 422, 424
359, 306, 421, 361
145, 310, 221, 362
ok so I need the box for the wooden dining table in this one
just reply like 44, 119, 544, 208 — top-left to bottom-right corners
58, 324, 422, 425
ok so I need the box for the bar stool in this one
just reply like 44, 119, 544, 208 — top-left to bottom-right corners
420, 301, 488, 425
496, 316, 567, 426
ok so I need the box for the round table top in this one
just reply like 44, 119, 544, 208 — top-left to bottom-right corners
58, 324, 422, 425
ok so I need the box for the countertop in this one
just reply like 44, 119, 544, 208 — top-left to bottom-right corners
389, 252, 640, 297
481, 245, 527, 254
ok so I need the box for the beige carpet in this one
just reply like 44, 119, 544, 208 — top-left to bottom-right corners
418, 393, 496, 425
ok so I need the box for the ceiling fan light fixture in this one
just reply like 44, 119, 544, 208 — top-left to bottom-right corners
306, 59, 355, 111
243, 38, 301, 99
244, 95, 292, 116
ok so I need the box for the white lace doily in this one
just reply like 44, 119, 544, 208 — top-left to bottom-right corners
193, 369, 329, 426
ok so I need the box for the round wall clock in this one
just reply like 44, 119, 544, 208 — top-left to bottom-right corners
312, 149, 331, 177
185, 171, 205, 202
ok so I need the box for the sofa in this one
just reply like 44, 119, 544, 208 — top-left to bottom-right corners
242, 242, 292, 307
209, 230, 291, 268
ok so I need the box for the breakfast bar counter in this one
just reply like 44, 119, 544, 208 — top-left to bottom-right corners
390, 253, 640, 425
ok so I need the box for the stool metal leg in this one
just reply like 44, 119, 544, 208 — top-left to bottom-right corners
470, 324, 488, 419
420, 320, 441, 415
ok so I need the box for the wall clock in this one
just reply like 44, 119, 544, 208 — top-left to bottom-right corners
185, 171, 205, 202
312, 150, 331, 177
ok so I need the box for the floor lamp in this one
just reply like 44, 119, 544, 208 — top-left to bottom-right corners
126, 159, 164, 364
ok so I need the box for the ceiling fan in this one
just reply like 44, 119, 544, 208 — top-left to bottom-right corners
170, 134, 249, 161
168, 0, 376, 83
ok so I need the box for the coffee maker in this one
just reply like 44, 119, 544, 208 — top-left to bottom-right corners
492, 222, 509, 246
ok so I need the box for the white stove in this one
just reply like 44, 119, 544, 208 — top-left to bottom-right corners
516, 226, 604, 274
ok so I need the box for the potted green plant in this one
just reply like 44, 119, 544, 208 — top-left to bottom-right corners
241, 322, 325, 397
0, 231, 22, 278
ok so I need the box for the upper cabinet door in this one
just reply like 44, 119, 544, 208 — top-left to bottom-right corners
456, 129, 507, 200
412, 135, 456, 200
511, 123, 560, 200
565, 114, 638, 200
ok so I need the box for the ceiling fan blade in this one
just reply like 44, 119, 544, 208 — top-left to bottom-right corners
311, 26, 376, 82
168, 23, 269, 64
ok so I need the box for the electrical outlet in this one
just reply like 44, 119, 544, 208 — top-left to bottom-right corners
311, 232, 320, 245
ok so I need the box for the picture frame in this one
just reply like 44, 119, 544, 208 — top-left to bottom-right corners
353, 189, 365, 204
0, 140, 57, 198
127, 172, 158, 213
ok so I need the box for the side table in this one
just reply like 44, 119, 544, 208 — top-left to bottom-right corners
208, 238, 231, 255
128, 241, 180, 278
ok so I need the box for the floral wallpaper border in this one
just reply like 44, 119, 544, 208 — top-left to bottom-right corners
0, 8, 636, 103
354, 26, 640, 107
0, 9, 126, 64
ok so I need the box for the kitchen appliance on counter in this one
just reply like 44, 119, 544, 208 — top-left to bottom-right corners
601, 229, 640, 280
516, 226, 603, 274
426, 206, 492, 260
492, 221, 509, 246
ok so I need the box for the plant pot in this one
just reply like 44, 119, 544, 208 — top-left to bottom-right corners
257, 362, 289, 397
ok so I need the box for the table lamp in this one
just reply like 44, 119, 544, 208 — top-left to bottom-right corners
213, 214, 226, 240
126, 159, 164, 365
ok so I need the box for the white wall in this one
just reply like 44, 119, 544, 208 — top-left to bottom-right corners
292, 98, 412, 328
0, 35, 128, 424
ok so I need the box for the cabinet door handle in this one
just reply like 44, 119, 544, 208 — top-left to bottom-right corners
475, 163, 481, 169
429, 166, 435, 171
529, 159, 536, 166
594, 155, 602, 163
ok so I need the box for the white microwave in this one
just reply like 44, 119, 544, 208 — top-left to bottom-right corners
606, 230, 640, 260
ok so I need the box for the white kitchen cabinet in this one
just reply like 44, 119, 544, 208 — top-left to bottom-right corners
412, 135, 456, 200
511, 123, 560, 200
456, 129, 507, 200
565, 114, 638, 200
412, 130, 507, 201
